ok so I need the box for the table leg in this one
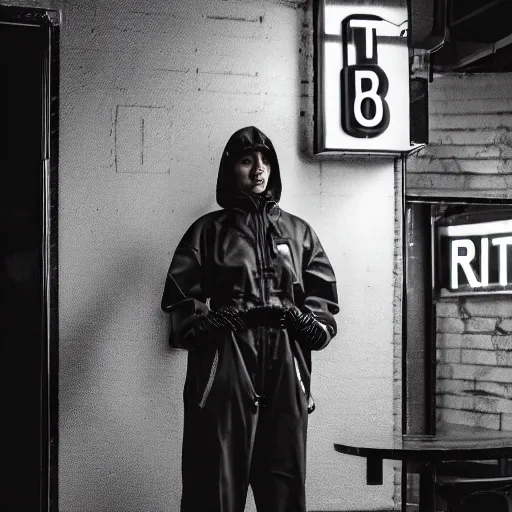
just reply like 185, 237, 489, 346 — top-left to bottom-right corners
367, 457, 383, 485
419, 464, 436, 512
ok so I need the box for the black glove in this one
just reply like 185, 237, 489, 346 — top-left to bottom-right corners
284, 307, 331, 350
184, 306, 246, 340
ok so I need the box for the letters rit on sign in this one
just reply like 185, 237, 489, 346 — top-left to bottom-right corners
341, 15, 390, 138
451, 236, 512, 290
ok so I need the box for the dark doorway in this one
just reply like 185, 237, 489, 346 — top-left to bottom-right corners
0, 7, 59, 512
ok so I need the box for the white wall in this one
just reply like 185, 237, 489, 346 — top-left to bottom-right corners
5, 0, 400, 510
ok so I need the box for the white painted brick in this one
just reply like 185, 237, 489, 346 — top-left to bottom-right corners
447, 364, 512, 382
438, 349, 461, 364
476, 381, 512, 398
418, 145, 502, 159
407, 187, 512, 200
497, 320, 512, 333
464, 318, 497, 333
461, 349, 497, 366
409, 157, 512, 175
407, 172, 512, 193
437, 333, 494, 350
502, 414, 512, 431
464, 299, 512, 318
473, 396, 501, 414
437, 379, 475, 395
462, 334, 495, 349
437, 364, 455, 380
429, 114, 512, 130
483, 367, 512, 383
430, 129, 508, 146
440, 408, 501, 430
443, 396, 512, 415
436, 301, 460, 318
491, 335, 512, 350
437, 333, 496, 350
437, 333, 463, 348
466, 174, 512, 190
430, 98, 512, 115
438, 394, 473, 411
468, 396, 512, 415
496, 350, 512, 366
496, 399, 512, 414
437, 317, 465, 334
429, 74, 512, 100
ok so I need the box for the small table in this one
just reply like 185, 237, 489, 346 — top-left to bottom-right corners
334, 423, 512, 512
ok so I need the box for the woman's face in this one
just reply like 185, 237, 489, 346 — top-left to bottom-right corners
233, 150, 271, 195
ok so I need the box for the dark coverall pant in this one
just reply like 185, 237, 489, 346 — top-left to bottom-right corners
180, 327, 309, 512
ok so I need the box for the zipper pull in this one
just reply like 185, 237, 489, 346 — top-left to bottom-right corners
253, 393, 262, 412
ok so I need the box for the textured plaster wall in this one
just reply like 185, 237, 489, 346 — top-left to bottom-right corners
5, 0, 400, 510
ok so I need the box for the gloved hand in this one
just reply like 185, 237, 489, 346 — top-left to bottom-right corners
184, 306, 246, 340
284, 306, 331, 350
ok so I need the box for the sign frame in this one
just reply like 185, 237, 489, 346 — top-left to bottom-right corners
431, 200, 512, 298
313, 0, 418, 157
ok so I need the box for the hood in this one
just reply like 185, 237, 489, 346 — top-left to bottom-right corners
216, 126, 282, 209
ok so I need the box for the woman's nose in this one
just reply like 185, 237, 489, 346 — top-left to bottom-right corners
255, 153, 266, 170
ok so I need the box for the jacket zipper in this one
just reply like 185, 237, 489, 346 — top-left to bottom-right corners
255, 209, 268, 304
254, 208, 269, 408
199, 349, 219, 409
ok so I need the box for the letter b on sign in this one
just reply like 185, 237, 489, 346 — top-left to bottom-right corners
341, 65, 390, 138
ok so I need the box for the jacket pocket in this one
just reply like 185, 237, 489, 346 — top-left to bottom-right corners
294, 356, 315, 414
199, 349, 219, 409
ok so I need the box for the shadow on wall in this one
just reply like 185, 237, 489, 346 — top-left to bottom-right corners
59, 250, 147, 413
58, 246, 184, 511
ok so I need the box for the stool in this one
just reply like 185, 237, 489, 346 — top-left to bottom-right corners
436, 460, 512, 512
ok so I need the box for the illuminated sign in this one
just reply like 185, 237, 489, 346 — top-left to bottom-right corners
437, 218, 512, 296
314, 1, 412, 155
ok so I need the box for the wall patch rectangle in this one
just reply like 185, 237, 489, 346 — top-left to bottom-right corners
115, 105, 172, 174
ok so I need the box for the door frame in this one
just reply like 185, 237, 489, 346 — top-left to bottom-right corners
1, 5, 60, 511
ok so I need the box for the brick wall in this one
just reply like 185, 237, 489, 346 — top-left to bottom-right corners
408, 73, 512, 198
408, 72, 512, 432
436, 298, 512, 431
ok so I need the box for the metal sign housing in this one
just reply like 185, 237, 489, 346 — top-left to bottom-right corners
314, 0, 412, 155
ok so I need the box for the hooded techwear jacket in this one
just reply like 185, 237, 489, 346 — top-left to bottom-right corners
161, 126, 339, 512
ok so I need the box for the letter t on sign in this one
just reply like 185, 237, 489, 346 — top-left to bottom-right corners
348, 18, 381, 63
492, 236, 512, 286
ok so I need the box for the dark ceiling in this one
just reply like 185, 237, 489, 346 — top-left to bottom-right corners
412, 0, 512, 73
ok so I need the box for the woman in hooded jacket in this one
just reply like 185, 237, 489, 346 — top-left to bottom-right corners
161, 126, 339, 512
